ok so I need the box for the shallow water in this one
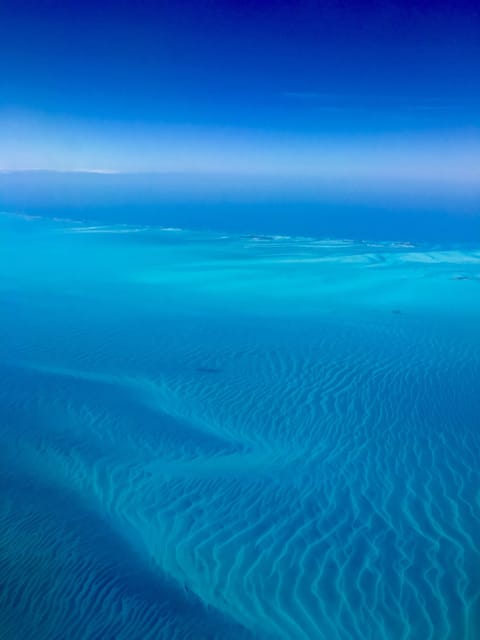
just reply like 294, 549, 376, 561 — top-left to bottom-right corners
1, 215, 479, 639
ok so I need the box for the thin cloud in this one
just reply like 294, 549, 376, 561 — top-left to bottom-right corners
0, 168, 121, 175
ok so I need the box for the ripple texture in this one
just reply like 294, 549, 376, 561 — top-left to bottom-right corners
1, 218, 479, 639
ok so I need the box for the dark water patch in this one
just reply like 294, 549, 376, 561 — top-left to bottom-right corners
0, 470, 256, 639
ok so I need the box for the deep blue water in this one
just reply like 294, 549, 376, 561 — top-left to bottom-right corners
1, 213, 480, 639
1, 170, 480, 243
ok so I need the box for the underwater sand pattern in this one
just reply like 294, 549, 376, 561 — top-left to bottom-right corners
1, 217, 479, 639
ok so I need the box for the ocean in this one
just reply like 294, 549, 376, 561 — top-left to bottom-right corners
1, 212, 479, 639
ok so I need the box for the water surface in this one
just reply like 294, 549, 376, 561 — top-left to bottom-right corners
1, 215, 479, 639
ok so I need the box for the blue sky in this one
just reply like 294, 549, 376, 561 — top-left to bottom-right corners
1, 0, 479, 190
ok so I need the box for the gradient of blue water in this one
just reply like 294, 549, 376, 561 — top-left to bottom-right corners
1, 215, 479, 639
1, 170, 480, 243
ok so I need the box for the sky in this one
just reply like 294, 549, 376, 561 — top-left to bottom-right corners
0, 0, 479, 226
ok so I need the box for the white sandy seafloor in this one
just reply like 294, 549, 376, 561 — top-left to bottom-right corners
0, 214, 479, 639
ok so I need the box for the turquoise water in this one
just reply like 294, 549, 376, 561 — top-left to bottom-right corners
1, 214, 480, 639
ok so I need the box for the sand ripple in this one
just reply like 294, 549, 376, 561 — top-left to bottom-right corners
1, 220, 479, 639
